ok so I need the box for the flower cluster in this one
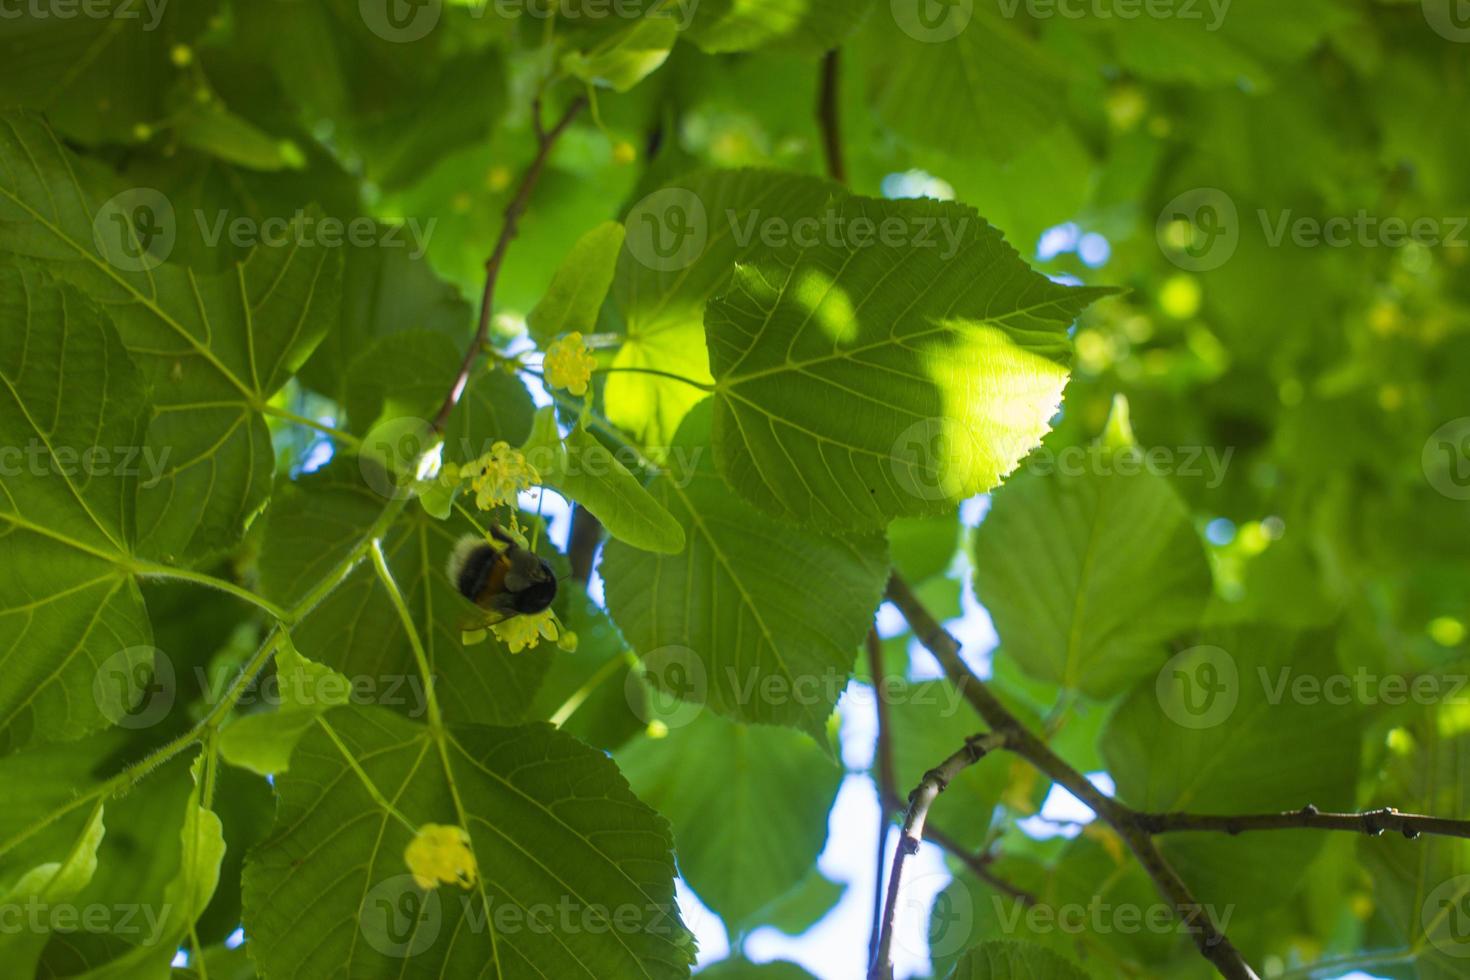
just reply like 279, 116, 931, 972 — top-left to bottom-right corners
543, 332, 596, 396
404, 824, 478, 890
492, 609, 562, 654
464, 442, 539, 510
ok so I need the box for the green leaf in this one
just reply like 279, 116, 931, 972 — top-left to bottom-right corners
1069, 0, 1354, 89
0, 111, 343, 564
86, 755, 226, 978
563, 18, 678, 93
230, 2, 507, 192
525, 582, 644, 752
242, 705, 693, 979
684, 0, 874, 54
218, 635, 352, 776
0, 266, 155, 750
1358, 719, 1470, 976
258, 463, 549, 728
603, 402, 889, 736
1102, 626, 1361, 915
344, 329, 536, 470
609, 170, 840, 447
301, 230, 473, 403
617, 712, 842, 926
859, 7, 1068, 162
888, 680, 1011, 851
0, 790, 105, 976
522, 408, 685, 554
746, 867, 844, 936
705, 194, 1113, 531
0, 1, 215, 144
947, 940, 1091, 979
175, 102, 304, 172
972, 439, 1213, 699
700, 960, 819, 980
527, 222, 626, 347
888, 514, 960, 584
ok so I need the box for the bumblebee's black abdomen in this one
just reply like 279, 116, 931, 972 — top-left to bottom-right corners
456, 545, 504, 604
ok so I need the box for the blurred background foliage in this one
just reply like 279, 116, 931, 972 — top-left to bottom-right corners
4, 1, 1470, 978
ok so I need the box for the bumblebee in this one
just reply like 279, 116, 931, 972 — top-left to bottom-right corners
446, 526, 558, 621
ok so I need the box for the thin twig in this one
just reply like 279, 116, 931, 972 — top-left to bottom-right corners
920, 823, 1039, 907
870, 731, 1009, 980
867, 630, 899, 807
430, 95, 587, 434
817, 49, 846, 185
866, 629, 898, 964
866, 628, 1036, 949
885, 574, 1260, 980
1136, 806, 1470, 840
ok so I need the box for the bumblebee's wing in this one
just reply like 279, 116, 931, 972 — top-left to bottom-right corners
460, 607, 510, 631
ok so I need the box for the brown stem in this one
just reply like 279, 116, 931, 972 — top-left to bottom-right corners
818, 49, 846, 185
1136, 806, 1470, 840
884, 574, 1260, 980
568, 507, 604, 584
869, 732, 1009, 980
430, 95, 587, 435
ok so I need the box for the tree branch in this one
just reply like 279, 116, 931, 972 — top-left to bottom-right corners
867, 630, 899, 803
866, 627, 1037, 962
1136, 806, 1470, 840
869, 731, 1009, 980
919, 822, 1039, 907
884, 574, 1260, 980
568, 507, 604, 584
430, 94, 587, 434
817, 49, 846, 185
